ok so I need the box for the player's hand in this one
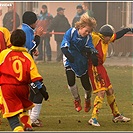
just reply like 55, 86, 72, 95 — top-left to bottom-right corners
40, 90, 49, 101
39, 84, 49, 101
43, 91, 49, 101
91, 53, 98, 66
35, 26, 43, 36
32, 49, 39, 56
83, 46, 91, 54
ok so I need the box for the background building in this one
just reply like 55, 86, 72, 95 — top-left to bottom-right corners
0, 1, 132, 56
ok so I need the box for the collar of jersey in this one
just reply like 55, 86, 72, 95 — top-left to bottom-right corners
10, 46, 28, 52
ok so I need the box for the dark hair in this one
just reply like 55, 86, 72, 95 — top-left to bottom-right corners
42, 4, 47, 9
22, 11, 37, 25
76, 4, 83, 9
10, 29, 26, 47
99, 24, 114, 37
57, 7, 65, 12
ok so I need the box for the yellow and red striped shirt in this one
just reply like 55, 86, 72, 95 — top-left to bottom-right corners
91, 32, 116, 64
0, 46, 43, 85
0, 27, 11, 52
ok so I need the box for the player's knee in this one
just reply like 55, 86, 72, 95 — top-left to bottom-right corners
97, 90, 105, 98
67, 77, 75, 86
106, 88, 114, 96
68, 81, 75, 87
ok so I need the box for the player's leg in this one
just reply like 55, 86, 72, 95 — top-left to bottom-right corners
106, 88, 120, 116
19, 111, 33, 131
66, 67, 82, 112
88, 90, 105, 126
88, 65, 112, 126
29, 88, 43, 127
7, 115, 24, 131
106, 88, 131, 123
80, 72, 92, 112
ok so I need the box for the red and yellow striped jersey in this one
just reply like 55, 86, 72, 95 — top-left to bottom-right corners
0, 46, 43, 85
0, 27, 11, 52
91, 32, 116, 64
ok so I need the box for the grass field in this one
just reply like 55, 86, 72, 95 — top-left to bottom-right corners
0, 62, 132, 132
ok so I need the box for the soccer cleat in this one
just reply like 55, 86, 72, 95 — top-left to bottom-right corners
88, 118, 100, 127
31, 119, 43, 127
24, 124, 33, 131
112, 114, 131, 123
84, 99, 91, 112
74, 99, 82, 112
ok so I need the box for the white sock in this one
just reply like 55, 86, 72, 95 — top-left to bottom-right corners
68, 84, 80, 100
84, 89, 92, 100
30, 103, 42, 123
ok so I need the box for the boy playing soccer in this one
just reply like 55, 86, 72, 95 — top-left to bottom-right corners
0, 29, 48, 131
88, 24, 132, 126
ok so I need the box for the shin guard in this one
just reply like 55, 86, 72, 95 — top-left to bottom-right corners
19, 111, 32, 130
68, 84, 80, 101
84, 89, 92, 100
107, 94, 120, 116
92, 96, 104, 119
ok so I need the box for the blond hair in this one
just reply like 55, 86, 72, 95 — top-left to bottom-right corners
75, 13, 97, 30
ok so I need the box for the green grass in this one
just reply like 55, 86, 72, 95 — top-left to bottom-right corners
0, 62, 132, 131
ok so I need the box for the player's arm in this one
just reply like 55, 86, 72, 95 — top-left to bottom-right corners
83, 46, 98, 66
85, 35, 98, 66
61, 28, 74, 63
2, 27, 12, 48
34, 35, 40, 47
30, 35, 40, 55
34, 26, 43, 47
116, 28, 133, 40
31, 27, 43, 53
61, 47, 74, 63
29, 54, 49, 100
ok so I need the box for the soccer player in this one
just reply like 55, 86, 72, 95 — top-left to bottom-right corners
0, 29, 49, 131
22, 11, 45, 127
0, 27, 11, 52
0, 27, 11, 124
22, 11, 43, 57
61, 13, 98, 113
88, 24, 132, 126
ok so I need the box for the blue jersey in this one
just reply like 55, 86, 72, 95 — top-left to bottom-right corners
22, 23, 37, 54
61, 27, 96, 77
